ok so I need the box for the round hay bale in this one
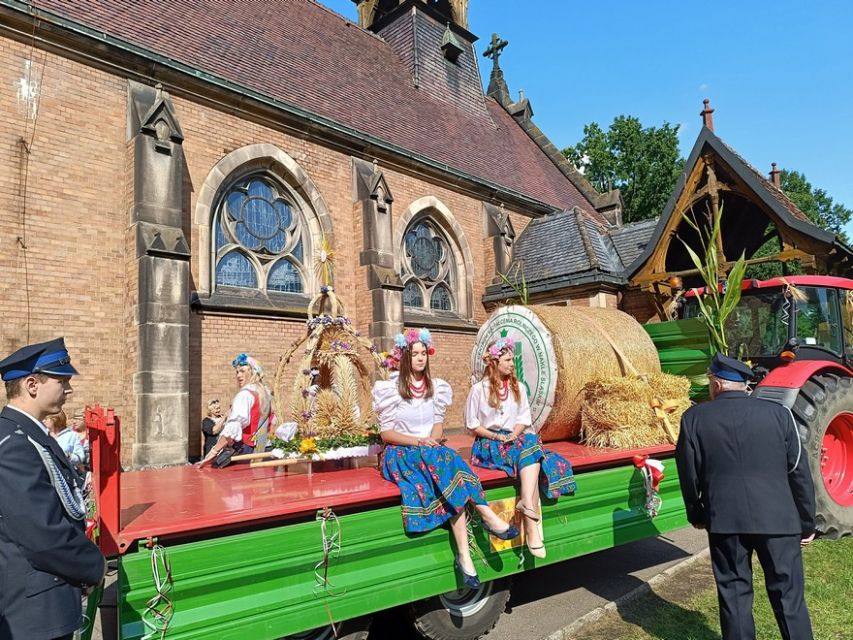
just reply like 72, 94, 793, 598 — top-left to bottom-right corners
471, 305, 661, 441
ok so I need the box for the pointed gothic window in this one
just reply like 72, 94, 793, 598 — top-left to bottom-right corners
401, 219, 456, 312
214, 175, 306, 294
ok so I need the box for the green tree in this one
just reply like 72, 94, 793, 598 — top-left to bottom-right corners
563, 116, 684, 223
779, 169, 852, 239
746, 170, 851, 279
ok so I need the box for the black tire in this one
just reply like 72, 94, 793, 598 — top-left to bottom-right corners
281, 615, 371, 640
408, 577, 511, 640
791, 373, 853, 539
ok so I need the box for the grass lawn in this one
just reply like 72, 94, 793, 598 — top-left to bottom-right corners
569, 537, 853, 640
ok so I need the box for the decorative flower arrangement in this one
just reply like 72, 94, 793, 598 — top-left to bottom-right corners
270, 237, 390, 464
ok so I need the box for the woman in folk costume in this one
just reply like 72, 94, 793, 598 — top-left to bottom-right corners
198, 353, 274, 467
372, 329, 519, 588
466, 338, 577, 558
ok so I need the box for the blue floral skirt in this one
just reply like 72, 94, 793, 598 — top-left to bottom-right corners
471, 432, 577, 499
382, 444, 487, 533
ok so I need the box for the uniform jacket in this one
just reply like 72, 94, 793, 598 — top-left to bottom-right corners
675, 391, 816, 535
0, 406, 105, 640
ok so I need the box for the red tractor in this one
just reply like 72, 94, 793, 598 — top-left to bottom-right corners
684, 275, 853, 538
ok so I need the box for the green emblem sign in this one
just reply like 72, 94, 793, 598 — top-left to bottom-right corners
471, 306, 557, 432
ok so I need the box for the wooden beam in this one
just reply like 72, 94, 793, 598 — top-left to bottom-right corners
632, 248, 814, 284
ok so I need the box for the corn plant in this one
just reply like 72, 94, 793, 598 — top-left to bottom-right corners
678, 205, 747, 355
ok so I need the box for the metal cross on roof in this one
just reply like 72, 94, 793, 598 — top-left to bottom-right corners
483, 33, 508, 62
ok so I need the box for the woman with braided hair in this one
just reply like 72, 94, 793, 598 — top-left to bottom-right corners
466, 338, 577, 558
198, 353, 274, 468
372, 328, 519, 588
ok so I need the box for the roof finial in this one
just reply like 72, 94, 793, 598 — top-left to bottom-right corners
484, 33, 511, 107
700, 98, 715, 132
769, 162, 781, 187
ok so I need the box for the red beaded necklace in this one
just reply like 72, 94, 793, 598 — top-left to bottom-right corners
497, 378, 509, 401
409, 376, 427, 399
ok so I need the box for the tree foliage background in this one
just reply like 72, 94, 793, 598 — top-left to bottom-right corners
562, 116, 684, 223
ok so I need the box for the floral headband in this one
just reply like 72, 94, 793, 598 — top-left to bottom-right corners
232, 352, 264, 376
380, 328, 435, 370
483, 337, 514, 362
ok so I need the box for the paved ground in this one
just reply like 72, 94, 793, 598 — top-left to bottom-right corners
369, 526, 708, 640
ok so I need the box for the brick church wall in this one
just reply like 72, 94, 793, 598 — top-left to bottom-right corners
0, 33, 535, 459
0, 39, 131, 431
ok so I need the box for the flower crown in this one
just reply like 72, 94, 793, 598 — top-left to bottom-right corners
483, 337, 514, 362
232, 352, 264, 376
380, 328, 435, 370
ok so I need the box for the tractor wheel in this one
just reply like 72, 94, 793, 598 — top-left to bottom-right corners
408, 577, 510, 640
791, 373, 853, 538
281, 616, 371, 640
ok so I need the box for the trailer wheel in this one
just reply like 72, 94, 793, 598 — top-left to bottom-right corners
408, 577, 510, 640
792, 374, 853, 538
281, 615, 371, 640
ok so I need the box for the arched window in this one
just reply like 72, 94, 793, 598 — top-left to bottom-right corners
213, 175, 307, 294
401, 219, 456, 312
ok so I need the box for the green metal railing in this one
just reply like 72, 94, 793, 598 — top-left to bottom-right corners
118, 462, 688, 639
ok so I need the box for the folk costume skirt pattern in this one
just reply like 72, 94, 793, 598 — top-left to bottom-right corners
382, 444, 487, 533
471, 432, 578, 499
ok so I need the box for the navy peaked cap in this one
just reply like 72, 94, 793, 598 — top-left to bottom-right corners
709, 352, 754, 382
0, 337, 79, 382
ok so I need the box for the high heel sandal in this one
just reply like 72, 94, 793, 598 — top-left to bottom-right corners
526, 544, 546, 559
454, 556, 481, 589
481, 520, 520, 540
515, 501, 540, 522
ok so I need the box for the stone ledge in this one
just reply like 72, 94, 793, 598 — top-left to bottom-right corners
192, 288, 310, 319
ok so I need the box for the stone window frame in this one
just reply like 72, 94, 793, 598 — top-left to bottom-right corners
394, 196, 475, 330
193, 144, 334, 317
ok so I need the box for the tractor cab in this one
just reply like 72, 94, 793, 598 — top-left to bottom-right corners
683, 275, 853, 372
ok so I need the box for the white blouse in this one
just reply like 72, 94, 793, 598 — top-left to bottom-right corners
372, 374, 453, 439
464, 380, 534, 434
221, 384, 270, 442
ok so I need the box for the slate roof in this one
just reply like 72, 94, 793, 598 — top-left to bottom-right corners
503, 208, 625, 293
609, 218, 658, 268
21, 0, 596, 214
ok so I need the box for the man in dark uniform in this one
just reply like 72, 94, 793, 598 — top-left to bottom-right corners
0, 338, 105, 640
676, 353, 816, 640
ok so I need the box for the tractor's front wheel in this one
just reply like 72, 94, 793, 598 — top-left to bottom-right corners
792, 374, 853, 538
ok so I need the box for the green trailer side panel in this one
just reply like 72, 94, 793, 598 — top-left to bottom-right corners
644, 318, 712, 399
119, 461, 688, 639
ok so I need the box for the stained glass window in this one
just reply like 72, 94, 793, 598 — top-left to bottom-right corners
214, 175, 306, 295
401, 220, 455, 312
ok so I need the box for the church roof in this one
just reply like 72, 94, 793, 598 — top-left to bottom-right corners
21, 0, 596, 214
484, 208, 626, 300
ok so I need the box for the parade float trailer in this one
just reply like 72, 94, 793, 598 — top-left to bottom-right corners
86, 274, 852, 640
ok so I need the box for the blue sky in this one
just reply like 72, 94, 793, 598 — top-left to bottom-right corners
320, 1, 852, 235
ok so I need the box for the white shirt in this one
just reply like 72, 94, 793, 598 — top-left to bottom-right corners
220, 385, 271, 443
464, 379, 534, 434
372, 374, 453, 439
55, 427, 86, 466
6, 404, 50, 436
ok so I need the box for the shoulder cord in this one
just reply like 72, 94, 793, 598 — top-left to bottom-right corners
27, 436, 86, 520
783, 407, 803, 474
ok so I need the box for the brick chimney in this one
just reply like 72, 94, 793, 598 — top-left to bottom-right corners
769, 162, 781, 187
700, 98, 715, 132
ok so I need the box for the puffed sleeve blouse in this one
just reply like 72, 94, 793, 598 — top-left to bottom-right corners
372, 374, 453, 439
465, 380, 534, 434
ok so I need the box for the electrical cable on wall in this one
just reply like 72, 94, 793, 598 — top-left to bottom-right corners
17, 1, 47, 342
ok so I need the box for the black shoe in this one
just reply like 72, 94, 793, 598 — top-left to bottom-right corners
482, 521, 520, 540
454, 557, 481, 589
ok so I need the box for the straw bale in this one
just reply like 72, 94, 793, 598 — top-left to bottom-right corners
581, 372, 692, 448
529, 305, 662, 441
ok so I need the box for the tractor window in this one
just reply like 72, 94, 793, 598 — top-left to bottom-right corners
842, 292, 853, 355
724, 292, 789, 358
795, 287, 842, 354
